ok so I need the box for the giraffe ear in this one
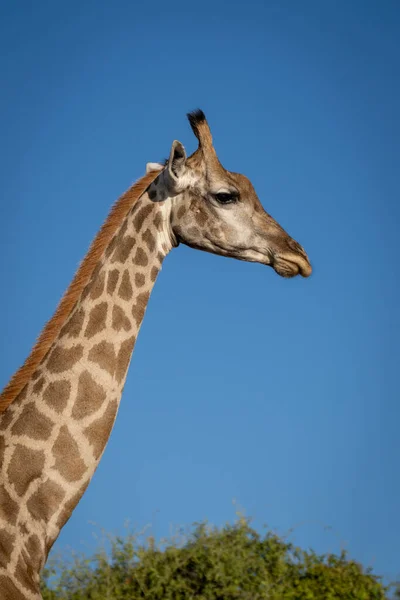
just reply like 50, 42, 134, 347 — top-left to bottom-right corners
168, 140, 187, 179
146, 162, 164, 174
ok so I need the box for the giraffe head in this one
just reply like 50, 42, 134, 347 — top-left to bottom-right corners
150, 110, 311, 278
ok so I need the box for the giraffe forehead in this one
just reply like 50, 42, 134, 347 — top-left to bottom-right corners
189, 163, 250, 195
227, 171, 255, 194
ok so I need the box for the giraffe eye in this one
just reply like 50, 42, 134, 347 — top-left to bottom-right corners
214, 192, 238, 204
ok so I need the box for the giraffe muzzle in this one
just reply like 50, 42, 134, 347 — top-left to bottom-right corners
271, 244, 312, 278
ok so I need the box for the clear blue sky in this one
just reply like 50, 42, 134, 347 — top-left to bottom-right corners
1, 0, 399, 583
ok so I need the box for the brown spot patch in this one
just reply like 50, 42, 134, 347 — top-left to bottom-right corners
11, 386, 28, 408
0, 529, 14, 565
132, 291, 150, 326
187, 226, 200, 238
105, 234, 118, 258
43, 380, 71, 413
19, 534, 43, 589
0, 408, 15, 432
118, 219, 128, 239
153, 212, 163, 231
25, 535, 42, 566
107, 269, 120, 294
0, 575, 24, 599
11, 402, 53, 441
112, 305, 131, 332
60, 307, 85, 338
174, 225, 183, 238
27, 478, 65, 521
55, 481, 90, 532
81, 263, 101, 301
112, 235, 136, 264
118, 271, 133, 301
32, 376, 45, 394
84, 302, 108, 339
177, 205, 186, 219
8, 444, 45, 496
133, 247, 148, 267
135, 273, 146, 288
47, 345, 83, 374
19, 522, 29, 536
88, 341, 116, 377
0, 484, 19, 525
72, 371, 106, 420
195, 210, 208, 226
115, 336, 136, 384
142, 229, 156, 252
150, 266, 159, 282
14, 555, 38, 592
80, 284, 90, 302
84, 399, 118, 459
53, 426, 87, 482
133, 203, 153, 230
90, 270, 106, 300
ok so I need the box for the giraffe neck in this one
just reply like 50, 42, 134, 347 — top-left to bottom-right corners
0, 182, 174, 597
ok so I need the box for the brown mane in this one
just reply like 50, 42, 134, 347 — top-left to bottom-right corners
0, 169, 161, 413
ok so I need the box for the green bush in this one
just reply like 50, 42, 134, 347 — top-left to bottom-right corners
41, 518, 391, 599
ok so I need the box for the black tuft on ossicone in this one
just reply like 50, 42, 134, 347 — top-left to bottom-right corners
187, 109, 206, 125
187, 109, 207, 139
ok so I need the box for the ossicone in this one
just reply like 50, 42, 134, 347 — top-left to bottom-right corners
187, 109, 213, 149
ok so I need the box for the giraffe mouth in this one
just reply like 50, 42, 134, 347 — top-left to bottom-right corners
272, 255, 312, 278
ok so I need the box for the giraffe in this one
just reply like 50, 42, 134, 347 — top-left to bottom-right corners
0, 110, 311, 599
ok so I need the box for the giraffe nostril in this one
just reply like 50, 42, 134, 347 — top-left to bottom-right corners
287, 238, 306, 256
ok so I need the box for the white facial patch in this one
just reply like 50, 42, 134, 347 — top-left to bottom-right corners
146, 162, 164, 174
176, 169, 201, 190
